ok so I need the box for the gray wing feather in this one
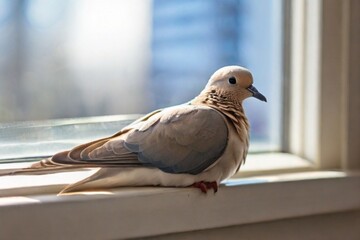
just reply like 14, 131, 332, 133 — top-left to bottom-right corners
124, 105, 228, 174
51, 105, 228, 175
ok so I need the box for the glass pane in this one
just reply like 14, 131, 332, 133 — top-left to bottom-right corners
0, 0, 283, 161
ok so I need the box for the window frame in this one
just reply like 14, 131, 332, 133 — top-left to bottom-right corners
284, 0, 360, 171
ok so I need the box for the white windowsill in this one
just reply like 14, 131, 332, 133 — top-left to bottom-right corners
0, 154, 359, 239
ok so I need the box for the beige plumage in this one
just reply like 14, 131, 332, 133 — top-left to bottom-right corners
3, 66, 266, 194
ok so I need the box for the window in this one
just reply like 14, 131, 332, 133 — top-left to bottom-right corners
0, 0, 283, 162
0, 1, 359, 238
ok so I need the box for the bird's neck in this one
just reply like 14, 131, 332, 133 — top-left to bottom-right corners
191, 90, 250, 143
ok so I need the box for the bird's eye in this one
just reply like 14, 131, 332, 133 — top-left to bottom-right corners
228, 77, 237, 84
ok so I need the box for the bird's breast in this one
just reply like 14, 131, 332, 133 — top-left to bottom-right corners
201, 117, 248, 182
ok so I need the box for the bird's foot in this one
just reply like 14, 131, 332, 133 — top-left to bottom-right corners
192, 181, 218, 193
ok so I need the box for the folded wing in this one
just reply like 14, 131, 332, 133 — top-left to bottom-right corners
42, 105, 228, 175
123, 105, 228, 174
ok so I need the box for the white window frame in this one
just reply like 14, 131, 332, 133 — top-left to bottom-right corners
286, 0, 360, 171
0, 1, 359, 239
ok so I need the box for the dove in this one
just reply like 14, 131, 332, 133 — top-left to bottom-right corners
3, 66, 266, 194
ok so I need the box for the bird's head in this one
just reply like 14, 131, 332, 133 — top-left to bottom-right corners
205, 65, 267, 103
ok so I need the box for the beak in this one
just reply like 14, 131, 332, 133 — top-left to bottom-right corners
247, 85, 267, 102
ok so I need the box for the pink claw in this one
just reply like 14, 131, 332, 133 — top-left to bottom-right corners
192, 181, 218, 193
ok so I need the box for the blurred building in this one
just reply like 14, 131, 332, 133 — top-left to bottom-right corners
151, 0, 241, 107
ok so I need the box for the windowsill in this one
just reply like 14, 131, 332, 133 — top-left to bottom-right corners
0, 154, 359, 239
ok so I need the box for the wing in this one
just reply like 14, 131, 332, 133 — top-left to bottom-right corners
14, 105, 228, 176
123, 105, 229, 174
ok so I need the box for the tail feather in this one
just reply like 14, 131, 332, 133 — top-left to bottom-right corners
0, 129, 139, 194
0, 160, 86, 177
59, 168, 123, 194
